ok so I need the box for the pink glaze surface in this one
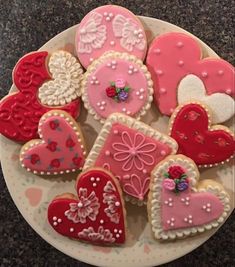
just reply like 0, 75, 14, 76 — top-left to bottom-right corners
94, 123, 174, 200
21, 114, 85, 173
86, 59, 149, 119
161, 185, 224, 230
76, 5, 147, 68
146, 32, 235, 115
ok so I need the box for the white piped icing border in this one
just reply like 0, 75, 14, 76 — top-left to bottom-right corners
81, 51, 154, 123
168, 101, 235, 168
148, 155, 230, 240
84, 112, 178, 170
19, 110, 87, 175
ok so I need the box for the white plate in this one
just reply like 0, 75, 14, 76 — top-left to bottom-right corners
0, 16, 234, 267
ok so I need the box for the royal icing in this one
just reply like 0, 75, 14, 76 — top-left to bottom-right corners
0, 51, 80, 142
82, 52, 153, 123
84, 113, 178, 203
76, 5, 147, 68
148, 155, 230, 240
38, 51, 83, 106
20, 110, 86, 175
48, 168, 126, 244
168, 102, 235, 167
178, 74, 235, 124
146, 32, 235, 115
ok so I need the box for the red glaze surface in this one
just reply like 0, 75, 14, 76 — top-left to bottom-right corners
0, 52, 80, 142
48, 169, 126, 245
170, 103, 235, 165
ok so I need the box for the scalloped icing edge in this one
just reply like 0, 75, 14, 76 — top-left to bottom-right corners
81, 51, 154, 124
19, 110, 87, 175
83, 112, 178, 202
38, 50, 84, 106
148, 154, 231, 240
168, 101, 235, 168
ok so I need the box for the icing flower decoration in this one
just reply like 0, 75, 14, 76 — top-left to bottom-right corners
106, 79, 130, 102
30, 154, 40, 165
168, 166, 185, 179
112, 131, 156, 171
64, 188, 100, 223
163, 165, 189, 193
162, 178, 175, 191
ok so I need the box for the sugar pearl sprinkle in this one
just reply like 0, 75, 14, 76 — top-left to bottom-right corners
70, 228, 74, 232
110, 40, 115, 46
100, 219, 104, 224
104, 12, 113, 21
181, 197, 190, 206
90, 76, 99, 85
164, 197, 173, 207
128, 65, 138, 75
114, 229, 122, 238
166, 217, 175, 227
106, 60, 117, 69
136, 88, 145, 100
176, 41, 184, 48
156, 69, 163, 76
52, 216, 62, 226
90, 176, 100, 187
202, 203, 212, 213
97, 101, 106, 111
154, 48, 161, 54
201, 71, 208, 78
122, 107, 131, 115
184, 214, 193, 224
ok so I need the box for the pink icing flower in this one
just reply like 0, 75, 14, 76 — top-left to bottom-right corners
122, 174, 150, 200
163, 178, 175, 191
64, 188, 100, 223
115, 78, 126, 88
112, 131, 156, 171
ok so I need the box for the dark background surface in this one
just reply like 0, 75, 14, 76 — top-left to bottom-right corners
0, 0, 234, 266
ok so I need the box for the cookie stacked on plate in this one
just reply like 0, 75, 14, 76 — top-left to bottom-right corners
0, 5, 234, 245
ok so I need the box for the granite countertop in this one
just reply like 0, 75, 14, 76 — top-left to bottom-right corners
0, 0, 234, 266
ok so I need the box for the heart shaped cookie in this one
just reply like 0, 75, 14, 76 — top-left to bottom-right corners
148, 155, 230, 240
20, 110, 86, 175
0, 51, 81, 142
48, 168, 126, 245
84, 113, 178, 205
178, 74, 235, 124
168, 102, 235, 167
146, 32, 235, 115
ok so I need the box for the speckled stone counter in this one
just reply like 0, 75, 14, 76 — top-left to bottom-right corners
0, 0, 234, 266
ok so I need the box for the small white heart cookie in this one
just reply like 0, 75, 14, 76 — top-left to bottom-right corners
177, 74, 235, 124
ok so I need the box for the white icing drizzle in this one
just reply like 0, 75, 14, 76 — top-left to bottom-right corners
38, 51, 83, 106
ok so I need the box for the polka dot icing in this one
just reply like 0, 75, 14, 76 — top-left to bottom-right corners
82, 51, 153, 123
75, 5, 147, 68
146, 32, 235, 116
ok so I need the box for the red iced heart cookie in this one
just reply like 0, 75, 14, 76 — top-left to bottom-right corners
148, 155, 230, 240
20, 110, 86, 175
0, 51, 80, 142
168, 102, 235, 167
146, 32, 235, 115
48, 168, 126, 245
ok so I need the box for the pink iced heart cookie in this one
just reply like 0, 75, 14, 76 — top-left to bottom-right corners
84, 113, 178, 205
48, 168, 126, 245
76, 5, 147, 69
146, 32, 235, 115
20, 110, 86, 175
148, 155, 230, 240
0, 51, 82, 142
82, 51, 153, 123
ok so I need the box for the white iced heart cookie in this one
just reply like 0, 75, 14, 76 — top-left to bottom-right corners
177, 74, 235, 124
38, 51, 83, 106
